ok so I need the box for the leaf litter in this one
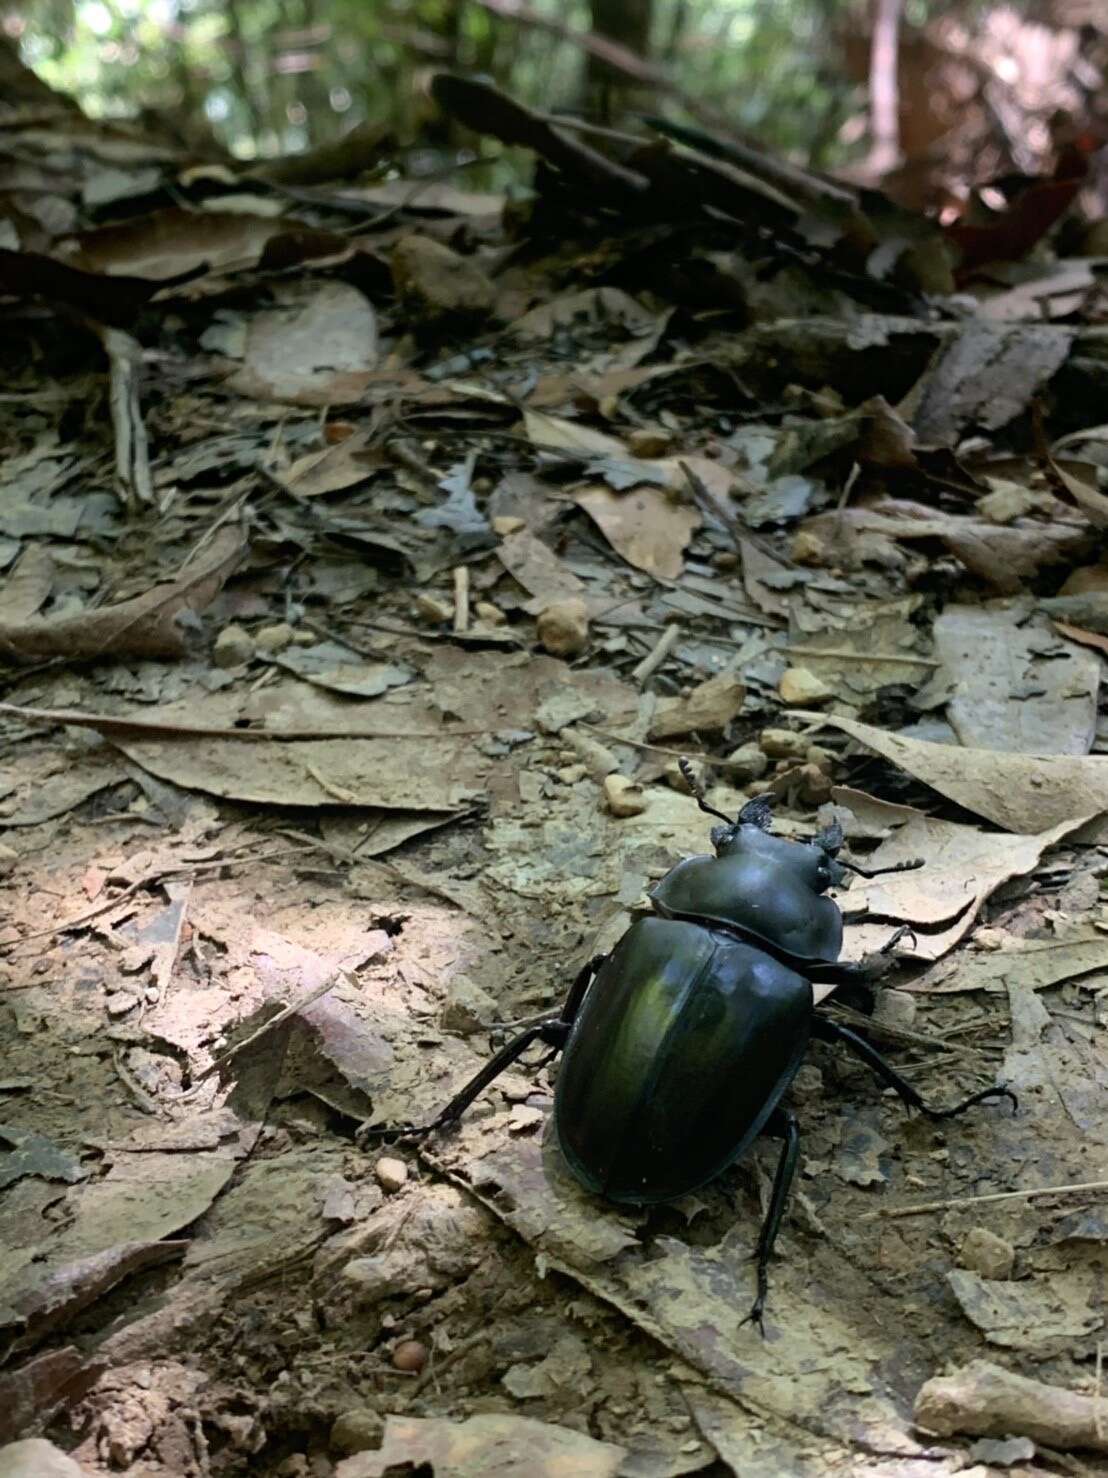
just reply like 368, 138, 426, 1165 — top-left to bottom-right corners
4, 63, 1108, 1478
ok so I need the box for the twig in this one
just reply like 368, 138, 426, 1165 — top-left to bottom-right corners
453, 566, 470, 634
193, 972, 344, 1082
0, 701, 488, 741
784, 645, 940, 667
632, 624, 681, 684
865, 1178, 1108, 1221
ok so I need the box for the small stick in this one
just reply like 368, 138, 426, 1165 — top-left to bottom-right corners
192, 972, 345, 1082
784, 645, 940, 667
865, 1178, 1108, 1221
453, 566, 470, 634
632, 624, 680, 684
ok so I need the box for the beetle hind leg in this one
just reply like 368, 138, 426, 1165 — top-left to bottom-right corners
358, 1017, 571, 1147
814, 1018, 1018, 1119
739, 1107, 800, 1337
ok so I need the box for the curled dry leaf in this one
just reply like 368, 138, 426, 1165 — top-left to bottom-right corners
574, 483, 699, 580
803, 712, 1108, 835
830, 787, 1092, 964
337, 1412, 626, 1478
0, 527, 244, 662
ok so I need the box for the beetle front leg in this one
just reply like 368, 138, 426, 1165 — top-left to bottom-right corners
740, 1107, 800, 1337
813, 1018, 1018, 1118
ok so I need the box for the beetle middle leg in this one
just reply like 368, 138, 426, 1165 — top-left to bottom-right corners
358, 954, 604, 1146
813, 1018, 1018, 1118
740, 1107, 800, 1337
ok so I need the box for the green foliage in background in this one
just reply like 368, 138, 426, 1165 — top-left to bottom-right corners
8, 0, 866, 165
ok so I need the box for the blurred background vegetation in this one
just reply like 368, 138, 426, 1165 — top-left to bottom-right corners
3, 0, 1107, 210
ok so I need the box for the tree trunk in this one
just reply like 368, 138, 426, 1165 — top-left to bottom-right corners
585, 0, 653, 123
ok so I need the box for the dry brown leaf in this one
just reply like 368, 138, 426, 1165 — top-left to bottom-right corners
338, 1413, 626, 1478
912, 323, 1073, 446
574, 484, 699, 579
802, 712, 1108, 834
496, 528, 589, 614
61, 207, 351, 281
830, 787, 1091, 963
226, 281, 378, 405
522, 409, 629, 458
799, 497, 1091, 593
0, 528, 243, 661
0, 546, 54, 623
930, 604, 1099, 755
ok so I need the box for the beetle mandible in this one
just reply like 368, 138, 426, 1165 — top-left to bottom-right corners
364, 761, 1015, 1329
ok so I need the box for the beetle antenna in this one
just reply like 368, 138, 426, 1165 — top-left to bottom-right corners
678, 758, 733, 826
838, 856, 925, 878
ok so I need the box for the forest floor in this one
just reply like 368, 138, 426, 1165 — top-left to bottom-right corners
4, 81, 1108, 1478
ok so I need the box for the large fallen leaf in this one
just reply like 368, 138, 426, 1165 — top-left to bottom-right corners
830, 788, 1091, 963
929, 604, 1099, 755
912, 323, 1073, 446
912, 934, 1108, 994
522, 409, 629, 458
496, 528, 590, 613
803, 713, 1108, 834
338, 1413, 625, 1478
0, 528, 243, 661
574, 484, 699, 579
226, 280, 378, 405
798, 498, 1091, 594
61, 207, 350, 280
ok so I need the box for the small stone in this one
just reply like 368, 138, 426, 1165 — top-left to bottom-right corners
330, 1409, 385, 1456
474, 600, 506, 625
374, 1156, 409, 1193
415, 593, 452, 624
0, 1439, 88, 1478
973, 927, 1007, 951
960, 1226, 1015, 1280
806, 744, 835, 774
291, 628, 317, 645
724, 742, 768, 783
0, 842, 17, 870
759, 727, 809, 760
873, 988, 917, 1031
493, 515, 525, 536
627, 427, 672, 457
105, 989, 139, 1017
557, 764, 588, 784
978, 480, 1036, 525
792, 528, 830, 565
391, 1338, 429, 1373
391, 234, 493, 321
797, 762, 833, 804
779, 667, 833, 706
441, 974, 498, 1035
712, 550, 739, 571
255, 622, 295, 653
604, 773, 647, 817
213, 623, 254, 669
537, 597, 589, 657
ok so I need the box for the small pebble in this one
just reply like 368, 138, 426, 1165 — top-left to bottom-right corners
105, 990, 139, 1017
779, 667, 833, 706
374, 1156, 409, 1193
604, 773, 647, 817
627, 427, 672, 457
330, 1409, 384, 1456
255, 622, 295, 654
415, 594, 452, 624
474, 600, 506, 625
724, 742, 768, 783
493, 515, 525, 536
537, 597, 589, 657
391, 1339, 429, 1374
960, 1226, 1015, 1280
759, 727, 809, 760
213, 623, 255, 669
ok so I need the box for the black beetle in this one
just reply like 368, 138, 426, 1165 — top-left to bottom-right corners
364, 761, 1015, 1328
